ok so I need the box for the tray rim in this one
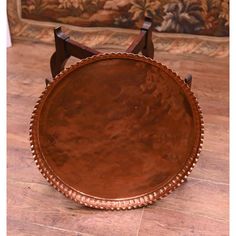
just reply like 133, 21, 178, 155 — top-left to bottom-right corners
29, 52, 204, 210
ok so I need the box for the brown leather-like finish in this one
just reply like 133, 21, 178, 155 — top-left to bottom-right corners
30, 53, 204, 210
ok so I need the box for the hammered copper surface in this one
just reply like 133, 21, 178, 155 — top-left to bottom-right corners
30, 53, 203, 209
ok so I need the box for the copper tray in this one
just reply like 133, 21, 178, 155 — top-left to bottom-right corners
30, 53, 204, 210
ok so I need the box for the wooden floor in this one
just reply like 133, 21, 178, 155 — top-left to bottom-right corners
7, 41, 229, 236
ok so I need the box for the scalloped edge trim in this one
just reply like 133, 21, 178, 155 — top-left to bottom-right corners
29, 53, 204, 210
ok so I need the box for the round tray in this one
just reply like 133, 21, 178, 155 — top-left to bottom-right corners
30, 53, 204, 210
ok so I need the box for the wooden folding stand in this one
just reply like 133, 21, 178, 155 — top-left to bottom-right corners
46, 17, 192, 87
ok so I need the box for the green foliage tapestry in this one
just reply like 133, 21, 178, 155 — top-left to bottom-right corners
21, 0, 229, 36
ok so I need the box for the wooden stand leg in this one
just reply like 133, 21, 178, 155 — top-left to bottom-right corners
50, 28, 70, 78
50, 27, 100, 78
141, 17, 154, 58
126, 17, 154, 58
184, 74, 193, 88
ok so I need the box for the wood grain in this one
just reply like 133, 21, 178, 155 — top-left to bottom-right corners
7, 41, 229, 236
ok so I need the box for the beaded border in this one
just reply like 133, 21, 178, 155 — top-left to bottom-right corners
29, 53, 204, 210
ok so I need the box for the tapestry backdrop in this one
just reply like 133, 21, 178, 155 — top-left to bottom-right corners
21, 0, 229, 36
